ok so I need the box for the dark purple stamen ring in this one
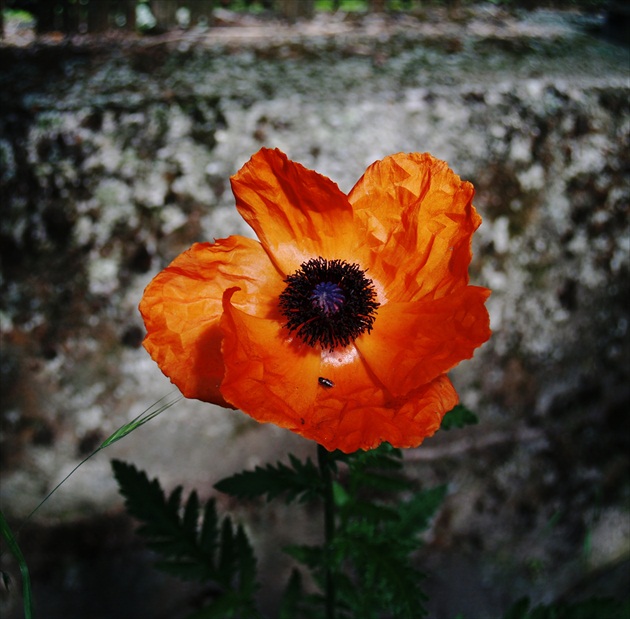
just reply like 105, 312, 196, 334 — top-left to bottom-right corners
279, 257, 379, 351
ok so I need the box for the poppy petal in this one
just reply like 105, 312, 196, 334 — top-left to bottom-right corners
139, 237, 283, 405
230, 148, 368, 275
308, 371, 458, 453
219, 287, 322, 429
349, 153, 480, 302
220, 288, 460, 453
355, 286, 491, 397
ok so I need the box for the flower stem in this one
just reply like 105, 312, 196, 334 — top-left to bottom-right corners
317, 444, 336, 619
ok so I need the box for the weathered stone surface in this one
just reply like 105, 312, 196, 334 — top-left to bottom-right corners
1, 8, 628, 618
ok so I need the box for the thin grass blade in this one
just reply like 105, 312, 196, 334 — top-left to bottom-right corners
0, 510, 32, 619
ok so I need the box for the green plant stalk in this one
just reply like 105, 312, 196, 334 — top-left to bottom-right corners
318, 444, 336, 619
0, 510, 32, 619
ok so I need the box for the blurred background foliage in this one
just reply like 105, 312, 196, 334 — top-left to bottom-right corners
1, 0, 615, 37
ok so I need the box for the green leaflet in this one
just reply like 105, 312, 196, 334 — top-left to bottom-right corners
214, 453, 324, 504
388, 485, 448, 540
111, 460, 261, 618
334, 535, 427, 619
440, 404, 479, 430
278, 569, 305, 619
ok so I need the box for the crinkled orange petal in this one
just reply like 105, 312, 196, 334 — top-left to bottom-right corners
219, 287, 322, 428
139, 237, 283, 405
230, 148, 369, 276
355, 286, 491, 397
309, 373, 459, 453
349, 153, 480, 303
220, 288, 460, 453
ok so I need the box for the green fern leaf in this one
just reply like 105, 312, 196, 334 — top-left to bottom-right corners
441, 404, 479, 430
199, 498, 219, 556
333, 532, 427, 619
112, 460, 213, 580
393, 485, 447, 539
112, 459, 171, 521
340, 500, 400, 525
167, 485, 183, 514
216, 516, 236, 586
214, 456, 323, 504
234, 524, 258, 596
182, 491, 200, 535
347, 443, 403, 470
279, 569, 304, 619
112, 459, 261, 614
344, 443, 408, 498
349, 469, 410, 494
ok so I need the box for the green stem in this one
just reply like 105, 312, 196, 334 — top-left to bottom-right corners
0, 510, 32, 619
317, 444, 336, 619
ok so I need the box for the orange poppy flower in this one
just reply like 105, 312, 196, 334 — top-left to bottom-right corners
139, 148, 491, 453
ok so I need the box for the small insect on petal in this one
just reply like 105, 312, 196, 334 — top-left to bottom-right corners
318, 377, 335, 388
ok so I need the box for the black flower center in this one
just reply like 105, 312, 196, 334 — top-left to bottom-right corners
279, 257, 379, 351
